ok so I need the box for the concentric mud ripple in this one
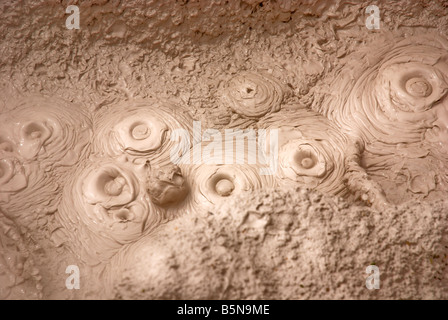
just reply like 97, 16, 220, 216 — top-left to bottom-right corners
259, 109, 348, 196
221, 72, 286, 119
315, 35, 448, 146
1, 95, 92, 165
57, 157, 178, 265
92, 100, 194, 167
314, 35, 448, 203
259, 108, 387, 207
0, 154, 27, 195
0, 95, 92, 222
179, 143, 277, 213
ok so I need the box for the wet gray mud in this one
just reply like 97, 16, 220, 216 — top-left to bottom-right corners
0, 0, 447, 299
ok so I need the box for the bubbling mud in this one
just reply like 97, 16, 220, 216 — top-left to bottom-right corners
315, 36, 448, 145
314, 35, 448, 203
0, 95, 92, 223
179, 145, 276, 214
146, 165, 189, 207
92, 100, 194, 167
258, 108, 387, 207
56, 157, 183, 265
259, 108, 347, 196
1, 0, 448, 299
221, 72, 287, 120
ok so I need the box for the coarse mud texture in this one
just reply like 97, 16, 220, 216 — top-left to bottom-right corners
109, 188, 448, 300
1, 0, 448, 300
